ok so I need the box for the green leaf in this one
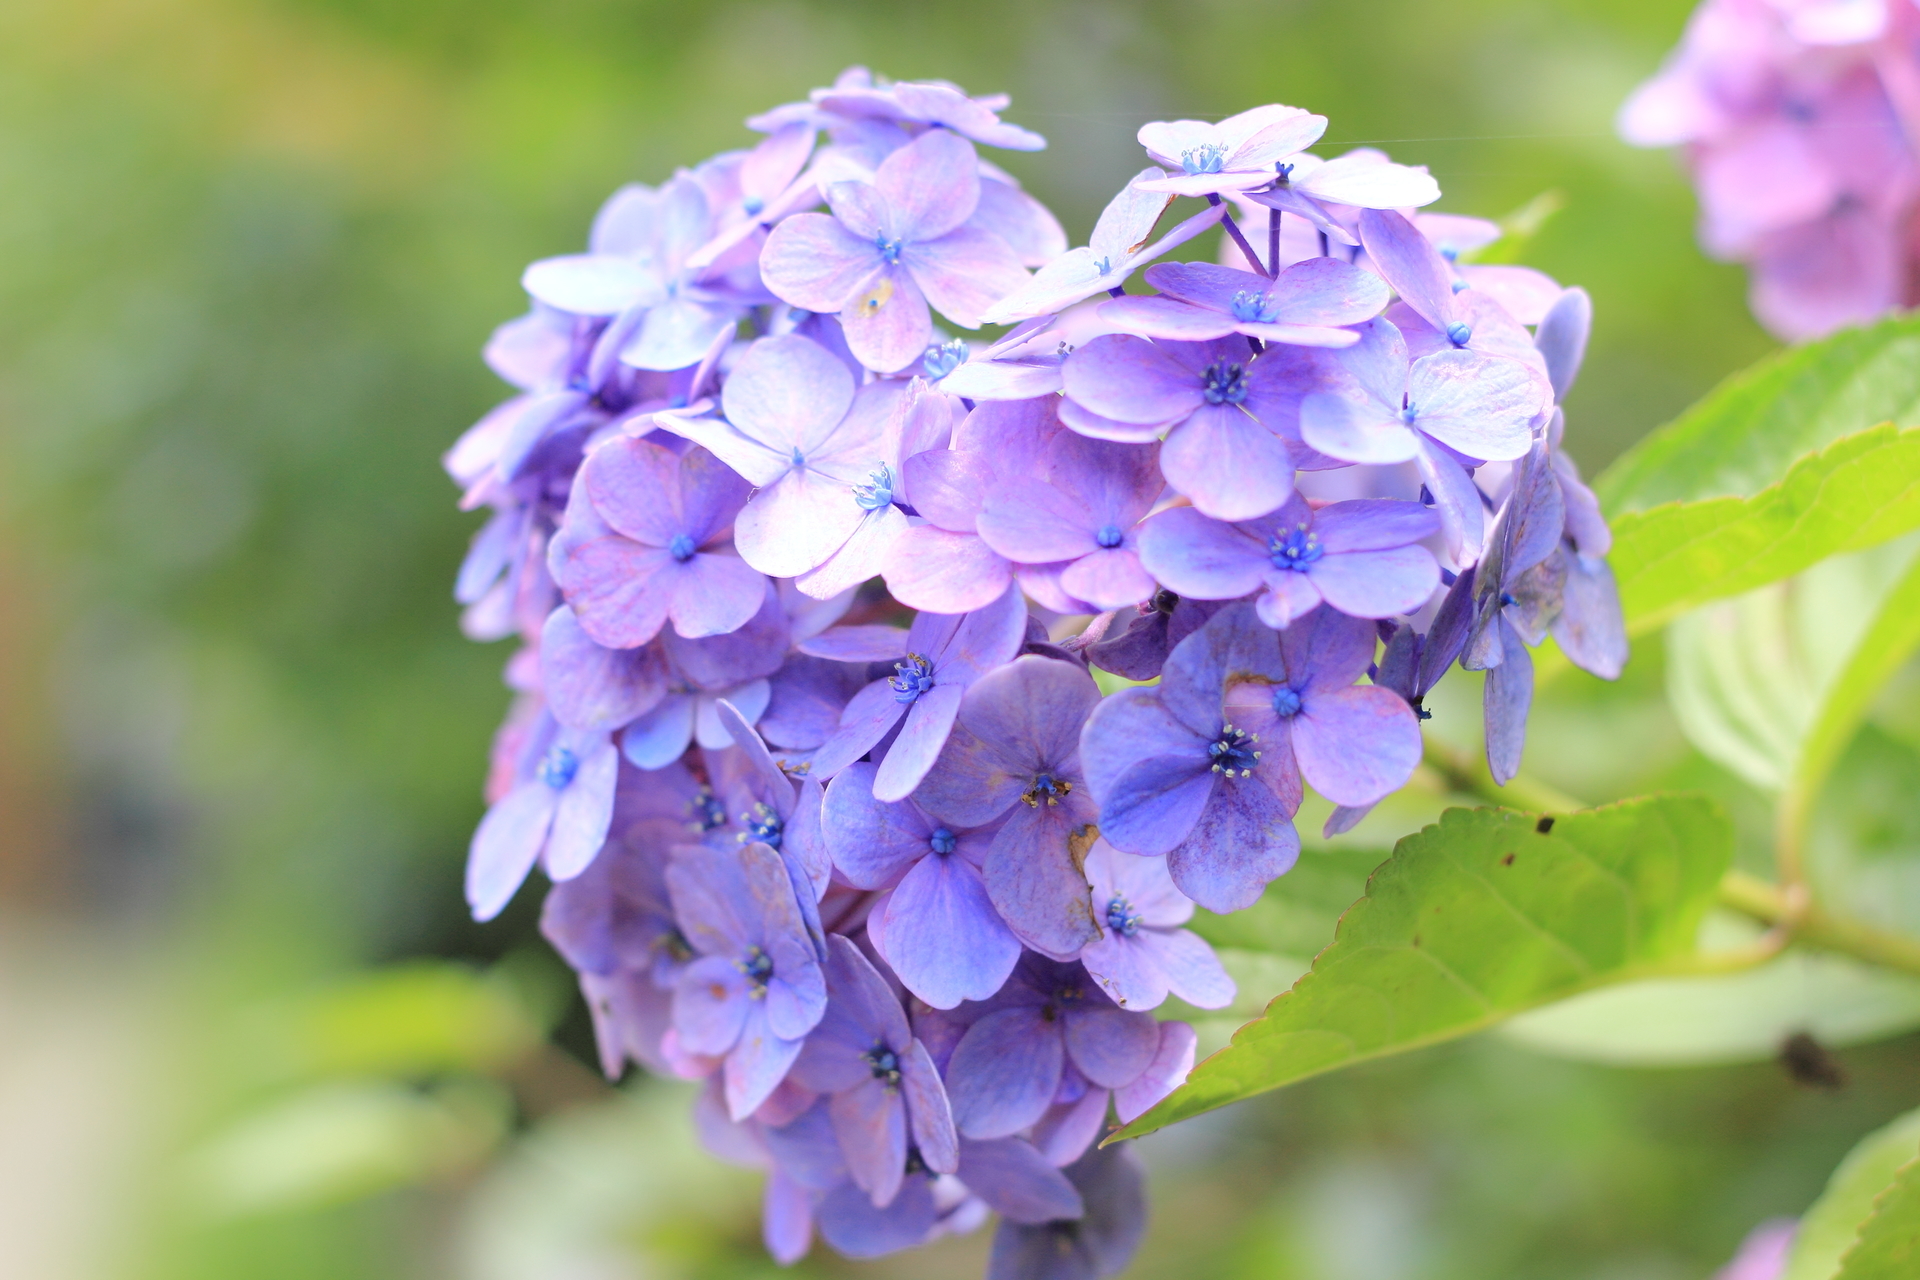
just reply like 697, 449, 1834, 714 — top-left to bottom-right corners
1785, 1106, 1920, 1280
1598, 311, 1920, 516
1111, 797, 1732, 1139
1608, 424, 1920, 632
1835, 1155, 1920, 1280
1665, 536, 1920, 792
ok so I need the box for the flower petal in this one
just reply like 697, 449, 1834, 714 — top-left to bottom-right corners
761, 212, 883, 312
466, 784, 556, 921
904, 225, 1031, 330
879, 853, 1023, 1009
721, 332, 857, 452
1161, 403, 1295, 521
1167, 780, 1299, 912
946, 1007, 1063, 1139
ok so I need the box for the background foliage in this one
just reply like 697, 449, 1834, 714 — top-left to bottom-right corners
3, 1, 1917, 1277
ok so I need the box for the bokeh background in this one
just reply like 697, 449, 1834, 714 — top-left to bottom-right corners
5, 1, 1918, 1277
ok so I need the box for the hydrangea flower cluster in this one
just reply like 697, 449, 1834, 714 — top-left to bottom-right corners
445, 68, 1626, 1277
1621, 0, 1920, 339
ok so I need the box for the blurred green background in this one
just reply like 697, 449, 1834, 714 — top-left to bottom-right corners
4, 0, 1917, 1277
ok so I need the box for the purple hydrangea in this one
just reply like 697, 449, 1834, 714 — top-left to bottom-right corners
447, 78, 1626, 1280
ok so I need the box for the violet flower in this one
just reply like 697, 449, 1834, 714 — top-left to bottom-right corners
658, 333, 894, 579
982, 170, 1228, 324
881, 396, 1078, 613
466, 712, 620, 921
958, 1138, 1084, 1224
807, 69, 1049, 151
809, 583, 1027, 798
986, 1143, 1147, 1280
760, 130, 1030, 372
942, 955, 1160, 1140
1136, 492, 1440, 629
823, 761, 1022, 1009
914, 656, 1106, 959
549, 437, 765, 648
1246, 148, 1442, 244
1099, 258, 1388, 348
975, 435, 1163, 612
1078, 604, 1302, 913
1078, 838, 1234, 1012
538, 605, 668, 733
618, 583, 789, 768
1217, 603, 1424, 817
1296, 317, 1542, 563
1463, 442, 1571, 784
1059, 334, 1297, 522
539, 760, 702, 1076
666, 837, 827, 1119
792, 377, 954, 602
789, 935, 959, 1207
1359, 208, 1552, 374
520, 174, 741, 372
1133, 105, 1328, 198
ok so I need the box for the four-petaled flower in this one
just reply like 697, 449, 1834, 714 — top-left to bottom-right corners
760, 130, 1030, 372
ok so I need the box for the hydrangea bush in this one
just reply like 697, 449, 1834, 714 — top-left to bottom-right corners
444, 69, 1629, 1275
1621, 0, 1920, 340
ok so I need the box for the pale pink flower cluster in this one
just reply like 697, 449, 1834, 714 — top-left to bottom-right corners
1622, 0, 1920, 338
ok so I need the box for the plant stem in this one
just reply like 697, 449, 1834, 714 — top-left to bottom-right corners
1718, 870, 1920, 978
1207, 195, 1271, 277
1420, 738, 1585, 814
1268, 206, 1280, 276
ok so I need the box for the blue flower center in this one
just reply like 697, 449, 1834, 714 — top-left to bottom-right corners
852, 463, 895, 511
923, 338, 969, 379
1271, 686, 1303, 718
1439, 245, 1460, 262
1022, 773, 1073, 808
875, 234, 904, 264
1053, 982, 1087, 1008
1208, 724, 1261, 776
738, 802, 784, 850
888, 653, 936, 704
1092, 256, 1112, 275
1446, 322, 1472, 346
928, 827, 958, 856
742, 195, 765, 216
1275, 161, 1295, 180
1400, 401, 1420, 425
537, 745, 579, 789
667, 533, 697, 562
1450, 278, 1470, 293
1229, 290, 1280, 324
738, 945, 774, 993
1095, 524, 1125, 549
689, 787, 727, 832
1202, 361, 1248, 405
1180, 143, 1229, 175
1268, 524, 1323, 571
861, 1043, 902, 1086
1106, 894, 1143, 937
